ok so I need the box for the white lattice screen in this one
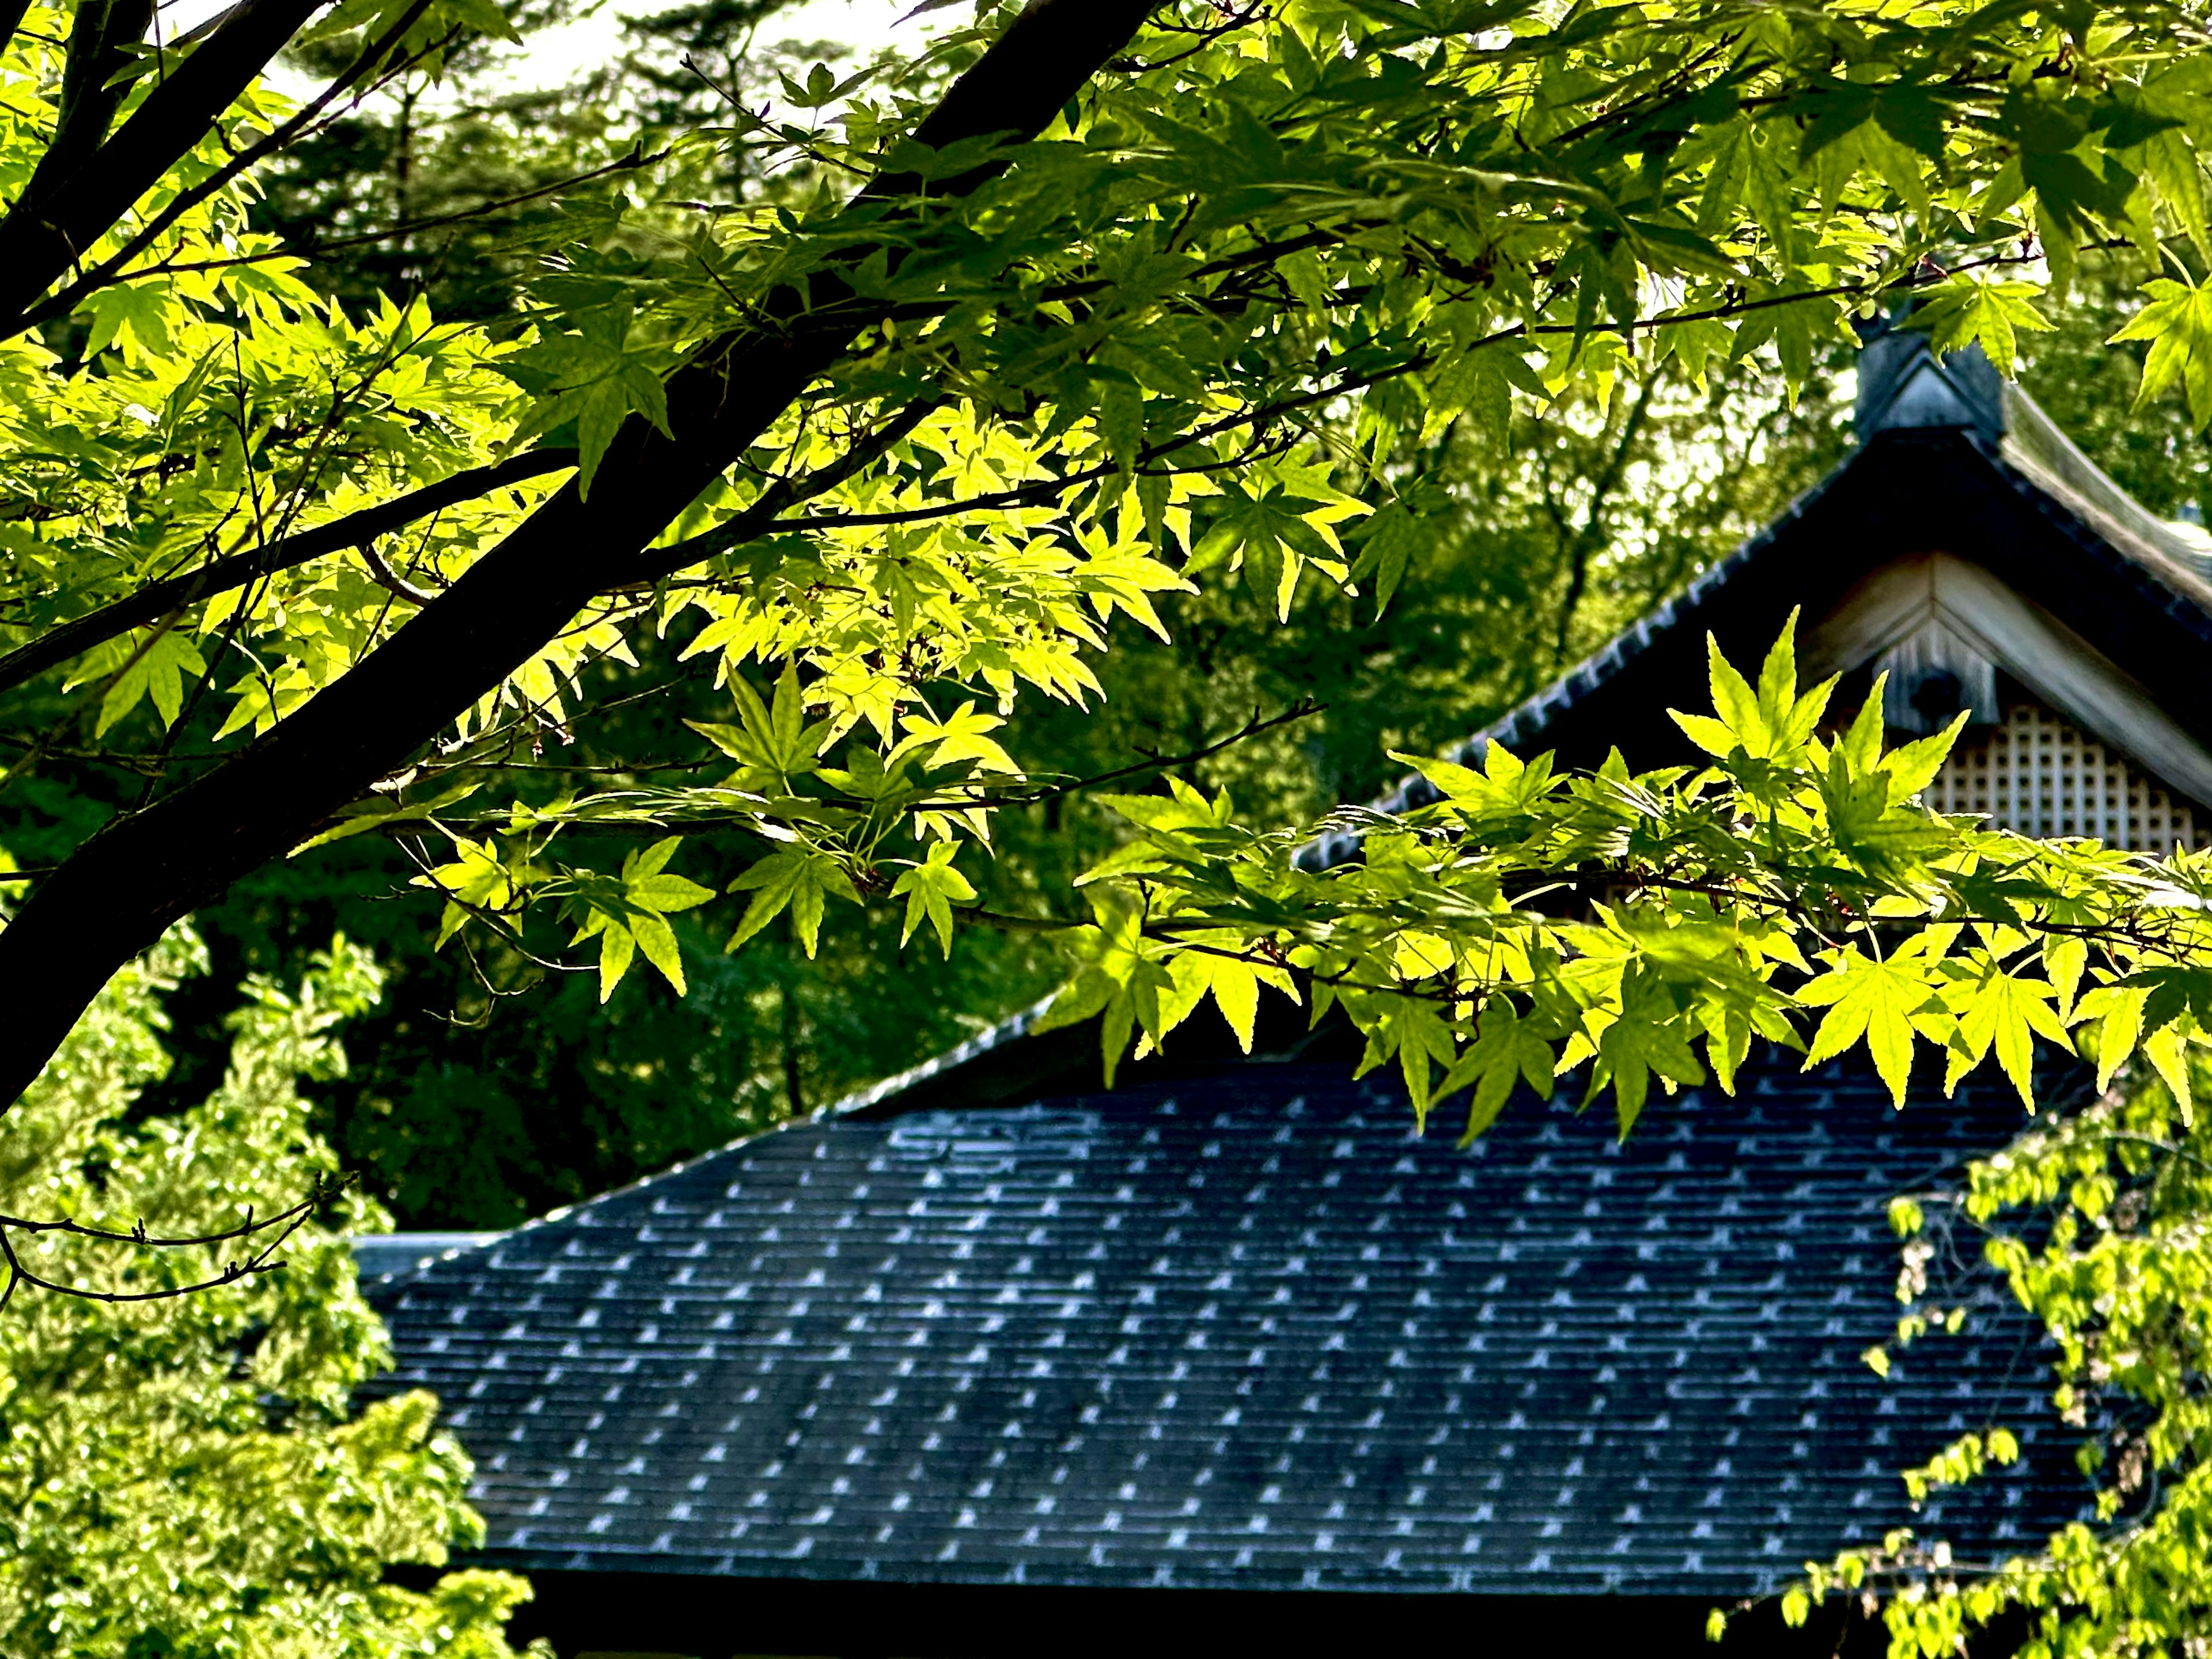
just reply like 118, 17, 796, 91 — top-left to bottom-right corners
1919, 701, 2206, 851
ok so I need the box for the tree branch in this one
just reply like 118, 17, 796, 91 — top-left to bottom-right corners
16, 0, 156, 215
0, 0, 35, 65
630, 355, 1422, 569
7, 0, 445, 336
0, 0, 328, 329
0, 1172, 347, 1315
0, 448, 577, 700
29, 139, 662, 325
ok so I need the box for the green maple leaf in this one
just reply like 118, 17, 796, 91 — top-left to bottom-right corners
1941, 957, 2071, 1105
726, 845, 859, 959
1353, 991, 1461, 1126
1198, 954, 1263, 1053
1188, 473, 1366, 621
1346, 499, 1426, 617
2141, 1022, 2195, 1118
506, 302, 673, 495
1395, 739, 1557, 825
894, 702, 1020, 775
891, 840, 978, 957
1799, 939, 1950, 1106
1034, 894, 1175, 1087
82, 280, 173, 359
96, 628, 207, 736
1436, 999, 1557, 1144
2111, 276, 2212, 430
1671, 616, 1834, 767
568, 836, 716, 1000
412, 836, 542, 948
1148, 943, 1296, 1057
1816, 676, 1961, 874
2074, 982, 2150, 1092
1913, 278, 2053, 376
1586, 983, 1706, 1138
1797, 78, 1950, 162
688, 665, 834, 791
1084, 777, 1239, 885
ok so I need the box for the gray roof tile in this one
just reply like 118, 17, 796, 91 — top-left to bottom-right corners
374, 1051, 2087, 1595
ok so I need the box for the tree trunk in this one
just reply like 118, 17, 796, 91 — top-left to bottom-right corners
0, 0, 1156, 1108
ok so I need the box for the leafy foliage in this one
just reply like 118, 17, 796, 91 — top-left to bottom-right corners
0, 922, 540, 1657
1047, 625, 2212, 1142
86, 337, 1832, 1232
0, 0, 2205, 1209
1762, 1049, 2212, 1659
8, 0, 2212, 1116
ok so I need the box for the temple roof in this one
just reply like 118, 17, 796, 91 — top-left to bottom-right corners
372, 1052, 2087, 1598
1321, 352, 2212, 863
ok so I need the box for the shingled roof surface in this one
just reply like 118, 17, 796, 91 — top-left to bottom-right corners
374, 1050, 2088, 1597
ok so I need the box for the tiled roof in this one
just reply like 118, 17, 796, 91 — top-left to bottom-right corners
374, 1050, 2089, 1597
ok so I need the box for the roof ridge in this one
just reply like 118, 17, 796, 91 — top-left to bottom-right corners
1996, 384, 2212, 613
1301, 440, 1870, 869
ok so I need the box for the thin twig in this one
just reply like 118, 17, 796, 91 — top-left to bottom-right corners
0, 1173, 352, 1314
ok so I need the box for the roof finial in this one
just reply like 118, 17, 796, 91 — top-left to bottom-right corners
1854, 305, 2006, 443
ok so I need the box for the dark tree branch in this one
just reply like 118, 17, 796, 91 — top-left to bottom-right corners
0, 0, 34, 65
310, 697, 1325, 842
0, 448, 578, 700
0, 1172, 347, 1315
17, 0, 157, 214
357, 539, 435, 605
631, 355, 1421, 571
7, 0, 445, 336
619, 393, 946, 588
0, 0, 1164, 1109
27, 137, 669, 332
985, 698, 1324, 806
90, 143, 662, 289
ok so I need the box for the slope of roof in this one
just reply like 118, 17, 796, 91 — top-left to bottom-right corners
373, 1050, 2088, 1599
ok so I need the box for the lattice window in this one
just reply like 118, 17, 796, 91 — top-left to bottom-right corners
1919, 701, 2206, 851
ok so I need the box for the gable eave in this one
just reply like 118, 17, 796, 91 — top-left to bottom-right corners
1427, 423, 2212, 783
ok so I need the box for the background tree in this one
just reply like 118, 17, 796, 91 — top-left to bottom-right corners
5, 0, 2212, 1197
1770, 1036, 2212, 1659
253, 0, 844, 321
0, 914, 540, 1658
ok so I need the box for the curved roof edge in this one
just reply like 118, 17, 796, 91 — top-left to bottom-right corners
1998, 385, 2212, 607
